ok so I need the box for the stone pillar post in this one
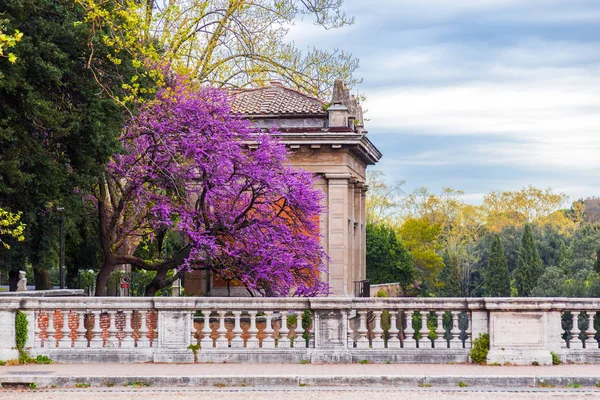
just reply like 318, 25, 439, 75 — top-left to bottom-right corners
325, 173, 352, 296
153, 298, 194, 363
467, 299, 488, 341
0, 299, 20, 360
310, 298, 352, 363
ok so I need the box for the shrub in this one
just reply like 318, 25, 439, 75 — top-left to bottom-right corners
34, 355, 52, 365
15, 311, 27, 352
469, 333, 489, 364
551, 351, 561, 365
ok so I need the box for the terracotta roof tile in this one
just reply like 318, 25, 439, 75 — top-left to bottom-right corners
229, 82, 327, 116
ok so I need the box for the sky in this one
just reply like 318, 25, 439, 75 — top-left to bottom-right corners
288, 0, 600, 205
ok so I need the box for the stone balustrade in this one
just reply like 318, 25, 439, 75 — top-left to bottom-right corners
1, 297, 600, 364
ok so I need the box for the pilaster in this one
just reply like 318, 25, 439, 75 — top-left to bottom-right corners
325, 173, 352, 296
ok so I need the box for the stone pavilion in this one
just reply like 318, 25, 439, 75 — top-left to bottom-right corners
184, 79, 381, 296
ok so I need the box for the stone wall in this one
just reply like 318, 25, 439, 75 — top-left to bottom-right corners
0, 297, 598, 365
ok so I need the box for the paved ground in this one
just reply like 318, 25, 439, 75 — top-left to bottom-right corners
2, 387, 600, 400
3, 363, 600, 376
3, 363, 600, 398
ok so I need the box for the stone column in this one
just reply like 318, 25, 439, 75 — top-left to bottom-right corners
360, 185, 368, 281
353, 183, 363, 289
347, 179, 356, 295
325, 173, 352, 296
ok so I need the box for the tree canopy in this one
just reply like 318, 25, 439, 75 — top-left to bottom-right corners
94, 76, 328, 296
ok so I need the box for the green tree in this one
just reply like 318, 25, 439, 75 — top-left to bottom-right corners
76, 0, 359, 100
595, 248, 600, 274
483, 235, 511, 297
0, 0, 141, 289
0, 207, 24, 249
366, 223, 415, 293
514, 225, 544, 296
438, 250, 461, 296
399, 217, 444, 286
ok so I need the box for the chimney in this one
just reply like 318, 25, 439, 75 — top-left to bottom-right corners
328, 78, 349, 128
269, 80, 284, 87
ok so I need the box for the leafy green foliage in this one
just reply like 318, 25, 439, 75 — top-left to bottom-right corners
399, 217, 444, 286
15, 310, 26, 351
301, 310, 312, 346
551, 351, 561, 365
0, 0, 145, 288
469, 333, 489, 364
366, 223, 415, 291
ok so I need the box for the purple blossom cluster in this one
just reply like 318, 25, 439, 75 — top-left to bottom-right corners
106, 78, 329, 296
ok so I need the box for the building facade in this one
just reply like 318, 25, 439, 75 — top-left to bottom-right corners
185, 79, 381, 296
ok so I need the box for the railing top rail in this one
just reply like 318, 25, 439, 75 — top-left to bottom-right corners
4, 296, 600, 312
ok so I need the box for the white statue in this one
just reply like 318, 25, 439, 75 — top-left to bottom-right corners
16, 271, 27, 292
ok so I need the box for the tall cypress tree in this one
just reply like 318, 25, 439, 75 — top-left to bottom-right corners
438, 250, 462, 296
484, 235, 511, 297
514, 225, 544, 297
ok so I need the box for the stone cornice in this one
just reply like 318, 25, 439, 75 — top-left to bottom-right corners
273, 132, 382, 165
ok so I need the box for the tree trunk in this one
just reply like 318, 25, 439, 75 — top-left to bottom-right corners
144, 267, 168, 297
8, 269, 19, 292
95, 259, 115, 296
34, 268, 52, 290
66, 264, 79, 290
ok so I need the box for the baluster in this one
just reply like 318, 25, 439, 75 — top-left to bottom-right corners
47, 310, 56, 348
570, 311, 582, 350
122, 310, 135, 348
372, 311, 385, 349
138, 310, 149, 348
347, 311, 356, 349
107, 311, 118, 348
215, 310, 228, 348
403, 310, 416, 348
388, 311, 400, 349
289, 312, 298, 348
76, 311, 87, 348
231, 311, 244, 348
434, 311, 446, 349
199, 310, 212, 349
464, 312, 472, 349
90, 311, 103, 348
246, 311, 260, 348
278, 311, 290, 348
356, 311, 369, 349
419, 311, 430, 349
262, 311, 275, 348
190, 313, 199, 346
587, 313, 599, 349
60, 310, 72, 348
450, 311, 462, 349
580, 312, 589, 349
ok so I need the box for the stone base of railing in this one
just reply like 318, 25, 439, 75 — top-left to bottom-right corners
33, 349, 155, 364
487, 349, 553, 366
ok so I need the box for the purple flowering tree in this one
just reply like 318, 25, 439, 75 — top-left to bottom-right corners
94, 78, 329, 296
